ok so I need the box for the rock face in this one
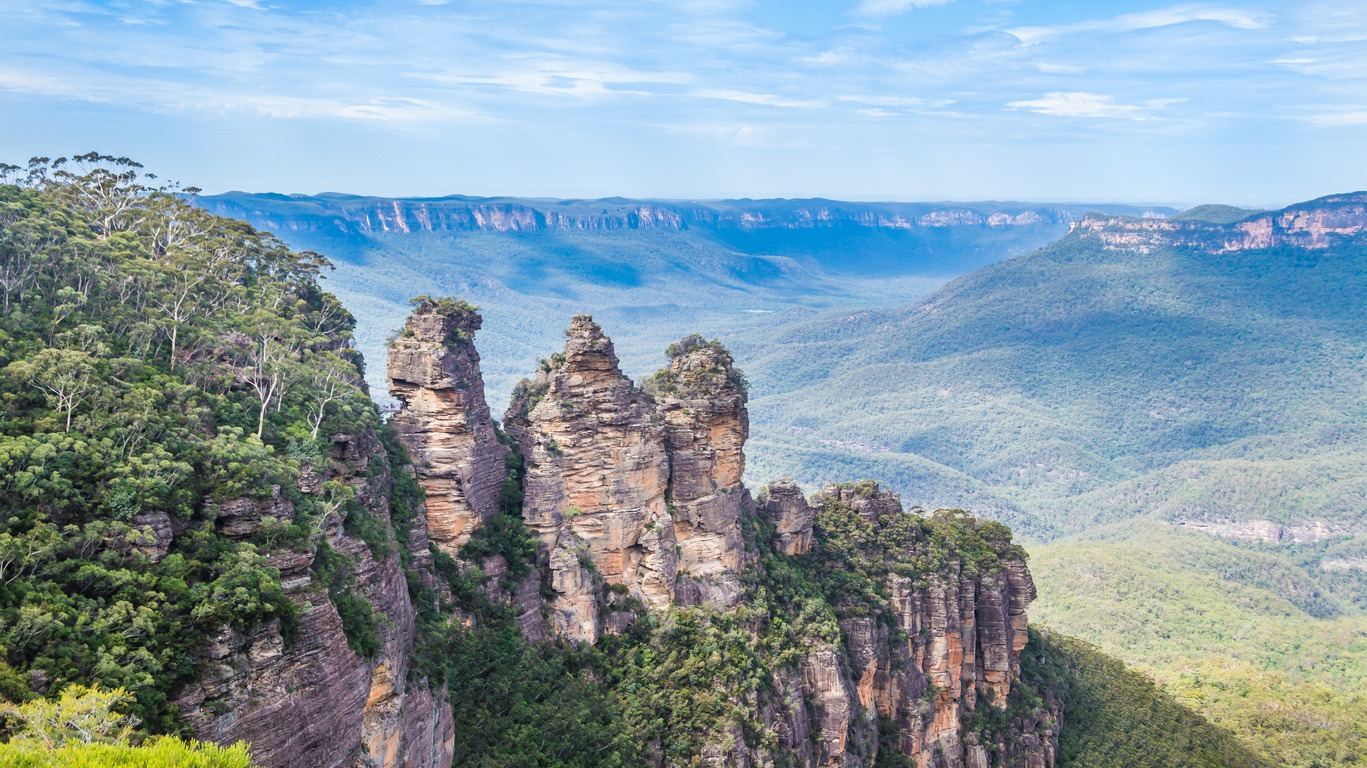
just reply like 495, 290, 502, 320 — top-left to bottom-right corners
653, 337, 749, 606
1074, 192, 1367, 254
201, 194, 1164, 238
762, 479, 815, 555
504, 316, 677, 642
175, 428, 455, 768
387, 300, 507, 554
758, 485, 1056, 768
503, 319, 757, 640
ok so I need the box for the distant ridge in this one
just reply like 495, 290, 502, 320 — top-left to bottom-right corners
200, 191, 1175, 236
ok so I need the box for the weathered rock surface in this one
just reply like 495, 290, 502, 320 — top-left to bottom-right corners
504, 316, 677, 641
654, 338, 749, 606
1074, 192, 1367, 254
790, 484, 1054, 768
388, 300, 507, 554
504, 318, 760, 638
175, 427, 455, 768
762, 479, 815, 556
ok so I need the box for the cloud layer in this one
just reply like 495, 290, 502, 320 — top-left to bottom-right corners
0, 0, 1363, 202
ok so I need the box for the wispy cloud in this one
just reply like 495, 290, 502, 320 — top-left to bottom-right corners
1008, 92, 1180, 119
855, 0, 955, 18
0, 0, 1362, 200
696, 89, 824, 109
1307, 110, 1367, 126
1009, 4, 1271, 45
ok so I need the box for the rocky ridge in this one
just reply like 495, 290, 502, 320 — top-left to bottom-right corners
384, 302, 1057, 767
174, 427, 455, 768
1074, 192, 1367, 254
199, 194, 1167, 237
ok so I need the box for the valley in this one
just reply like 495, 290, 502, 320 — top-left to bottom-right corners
206, 189, 1367, 767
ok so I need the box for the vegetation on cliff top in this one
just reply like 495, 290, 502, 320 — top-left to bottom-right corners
0, 155, 379, 733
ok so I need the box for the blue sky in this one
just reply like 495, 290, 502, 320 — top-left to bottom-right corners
0, 0, 1364, 204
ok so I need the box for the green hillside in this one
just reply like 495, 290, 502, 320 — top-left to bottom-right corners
1031, 523, 1367, 767
742, 229, 1367, 535
736, 209, 1367, 766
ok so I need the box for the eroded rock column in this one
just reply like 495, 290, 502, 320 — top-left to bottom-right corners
505, 315, 676, 642
388, 299, 507, 554
652, 336, 749, 606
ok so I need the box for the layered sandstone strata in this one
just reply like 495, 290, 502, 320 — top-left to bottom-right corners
653, 336, 749, 606
387, 299, 507, 554
176, 428, 454, 768
504, 316, 677, 642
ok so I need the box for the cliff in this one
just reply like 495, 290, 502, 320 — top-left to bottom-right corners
1073, 191, 1367, 254
414, 309, 1057, 767
387, 298, 507, 554
198, 193, 1171, 237
173, 415, 455, 768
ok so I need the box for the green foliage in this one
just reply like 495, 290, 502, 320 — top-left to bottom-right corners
0, 684, 137, 749
1020, 631, 1270, 768
0, 155, 373, 731
456, 430, 538, 591
312, 542, 382, 659
1031, 521, 1367, 767
0, 736, 255, 768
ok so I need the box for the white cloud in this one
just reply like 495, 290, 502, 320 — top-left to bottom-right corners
855, 0, 954, 19
1009, 4, 1270, 46
1008, 91, 1178, 119
696, 89, 824, 108
1308, 110, 1367, 126
1035, 62, 1087, 74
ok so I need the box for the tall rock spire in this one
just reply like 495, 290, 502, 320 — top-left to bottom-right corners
505, 315, 677, 642
387, 298, 507, 554
649, 334, 749, 606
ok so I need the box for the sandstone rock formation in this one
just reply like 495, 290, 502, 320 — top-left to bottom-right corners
175, 428, 455, 768
759, 484, 1054, 768
1073, 192, 1367, 254
504, 316, 677, 642
387, 299, 507, 554
653, 336, 749, 606
761, 479, 815, 556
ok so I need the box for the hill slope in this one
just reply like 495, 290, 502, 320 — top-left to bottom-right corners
741, 192, 1367, 767
743, 193, 1367, 537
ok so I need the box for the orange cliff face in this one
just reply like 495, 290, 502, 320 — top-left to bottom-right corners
387, 300, 508, 555
1073, 192, 1367, 254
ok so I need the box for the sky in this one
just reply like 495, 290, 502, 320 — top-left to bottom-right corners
0, 0, 1364, 204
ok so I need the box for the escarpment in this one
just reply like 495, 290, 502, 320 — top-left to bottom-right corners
1074, 191, 1367, 254
174, 417, 455, 768
387, 299, 507, 554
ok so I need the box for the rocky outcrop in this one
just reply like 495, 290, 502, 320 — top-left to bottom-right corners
502, 319, 758, 640
388, 299, 507, 554
1074, 192, 1367, 254
758, 483, 1056, 768
762, 480, 815, 556
653, 336, 749, 607
1173, 518, 1358, 543
175, 428, 455, 768
504, 316, 676, 642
